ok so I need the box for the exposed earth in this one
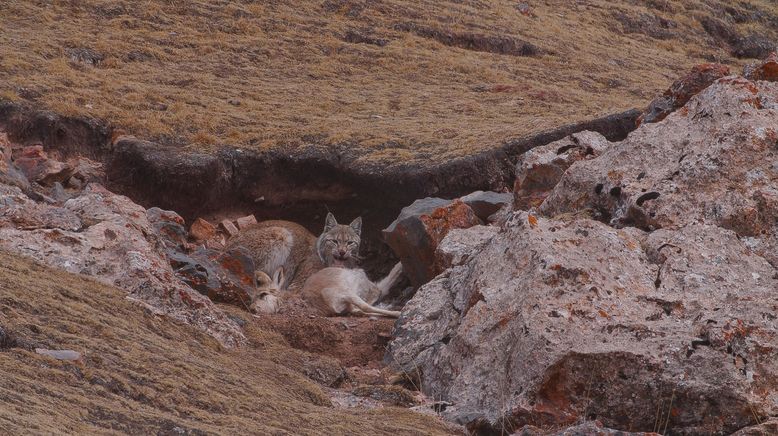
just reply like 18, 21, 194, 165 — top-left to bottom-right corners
2, 2, 778, 436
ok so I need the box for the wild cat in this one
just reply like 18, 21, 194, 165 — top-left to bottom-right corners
250, 269, 283, 314
302, 262, 404, 318
226, 213, 362, 290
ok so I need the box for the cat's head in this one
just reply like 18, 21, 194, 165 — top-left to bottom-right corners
317, 212, 361, 267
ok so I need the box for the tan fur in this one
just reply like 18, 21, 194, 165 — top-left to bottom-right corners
302, 262, 403, 317
251, 269, 283, 314
226, 213, 362, 290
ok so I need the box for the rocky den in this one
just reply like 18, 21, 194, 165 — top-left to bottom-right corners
2, 1, 778, 435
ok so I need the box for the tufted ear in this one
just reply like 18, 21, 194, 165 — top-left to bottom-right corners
255, 270, 272, 287
324, 212, 338, 232
272, 267, 284, 289
349, 216, 362, 236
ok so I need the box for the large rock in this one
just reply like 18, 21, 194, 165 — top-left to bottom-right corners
390, 213, 778, 434
637, 63, 730, 125
389, 74, 778, 434
516, 420, 657, 436
169, 247, 257, 307
384, 198, 482, 288
541, 76, 778, 268
0, 132, 31, 192
12, 145, 72, 185
514, 131, 611, 210
434, 225, 498, 273
189, 217, 217, 242
744, 51, 778, 82
459, 190, 512, 222
0, 182, 244, 347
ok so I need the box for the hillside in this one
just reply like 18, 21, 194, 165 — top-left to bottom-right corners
2, 0, 778, 163
0, 251, 455, 435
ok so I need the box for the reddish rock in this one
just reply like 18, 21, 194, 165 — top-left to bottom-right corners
220, 219, 239, 237
391, 77, 778, 434
13, 145, 73, 185
189, 217, 216, 242
236, 214, 257, 230
384, 198, 482, 288
206, 235, 226, 250
514, 131, 610, 210
515, 2, 535, 18
0, 183, 244, 347
744, 51, 778, 82
65, 157, 104, 189
168, 247, 256, 307
0, 132, 30, 192
638, 63, 730, 125
391, 215, 778, 434
147, 207, 188, 250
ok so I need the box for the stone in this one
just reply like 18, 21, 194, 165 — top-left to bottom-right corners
390, 213, 778, 434
744, 51, 778, 82
168, 249, 221, 297
351, 385, 417, 407
168, 247, 257, 308
384, 198, 482, 288
732, 34, 775, 60
732, 419, 778, 435
637, 63, 730, 125
235, 214, 257, 230
220, 219, 239, 237
65, 157, 104, 189
0, 132, 31, 192
35, 348, 81, 361
390, 74, 778, 434
459, 190, 512, 222
514, 131, 611, 210
434, 225, 498, 272
189, 217, 216, 242
515, 2, 534, 18
516, 421, 657, 436
0, 182, 244, 347
541, 76, 778, 267
13, 145, 73, 185
147, 207, 188, 250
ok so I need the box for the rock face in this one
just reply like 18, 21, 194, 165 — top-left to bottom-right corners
0, 134, 244, 347
744, 52, 778, 82
384, 198, 482, 288
459, 190, 512, 222
517, 420, 657, 436
169, 247, 257, 307
513, 131, 610, 210
389, 75, 778, 434
637, 63, 730, 125
541, 76, 778, 267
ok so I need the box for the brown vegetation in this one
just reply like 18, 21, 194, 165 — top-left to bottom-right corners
2, 1, 777, 163
0, 251, 455, 434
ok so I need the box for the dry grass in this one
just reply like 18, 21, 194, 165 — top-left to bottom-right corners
0, 0, 776, 163
0, 250, 456, 435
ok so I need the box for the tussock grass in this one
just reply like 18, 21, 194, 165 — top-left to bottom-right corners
0, 251, 456, 435
0, 0, 775, 164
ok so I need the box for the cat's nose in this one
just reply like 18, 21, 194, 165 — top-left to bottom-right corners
338, 249, 347, 257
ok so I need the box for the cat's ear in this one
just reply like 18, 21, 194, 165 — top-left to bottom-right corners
349, 216, 362, 236
324, 212, 338, 231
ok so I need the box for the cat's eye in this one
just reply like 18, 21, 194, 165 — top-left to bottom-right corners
347, 241, 357, 246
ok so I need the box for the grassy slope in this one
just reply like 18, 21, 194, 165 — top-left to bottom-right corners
0, 251, 455, 435
1, 1, 776, 163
